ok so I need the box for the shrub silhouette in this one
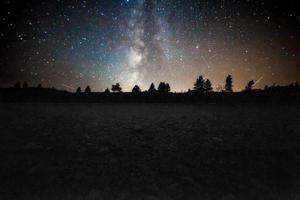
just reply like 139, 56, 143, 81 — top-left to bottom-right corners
76, 87, 82, 94
264, 85, 269, 90
167, 83, 171, 92
112, 83, 122, 93
132, 85, 141, 94
166, 83, 170, 93
14, 81, 21, 89
84, 86, 91, 93
245, 80, 255, 91
194, 76, 205, 93
225, 75, 233, 92
104, 88, 110, 93
148, 83, 156, 93
22, 81, 28, 89
204, 79, 213, 93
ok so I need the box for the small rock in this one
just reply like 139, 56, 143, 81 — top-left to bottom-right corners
133, 124, 143, 132
87, 142, 96, 147
23, 142, 43, 150
77, 147, 87, 153
182, 176, 194, 185
117, 192, 130, 200
98, 146, 110, 154
42, 130, 52, 136
109, 158, 118, 163
76, 156, 84, 162
212, 137, 223, 143
87, 189, 102, 200
143, 195, 160, 200
221, 194, 237, 200
46, 146, 54, 151
29, 164, 40, 174
166, 183, 183, 197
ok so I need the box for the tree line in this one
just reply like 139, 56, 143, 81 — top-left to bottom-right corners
12, 74, 299, 94
73, 75, 236, 94
73, 82, 171, 94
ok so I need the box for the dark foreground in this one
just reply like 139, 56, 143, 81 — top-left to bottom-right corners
0, 103, 299, 200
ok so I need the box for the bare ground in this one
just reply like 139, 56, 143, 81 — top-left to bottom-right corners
0, 103, 299, 199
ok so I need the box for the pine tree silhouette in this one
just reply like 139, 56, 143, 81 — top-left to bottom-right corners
76, 87, 82, 94
148, 83, 156, 93
158, 82, 165, 92
165, 83, 171, 93
84, 86, 91, 93
204, 79, 213, 93
104, 88, 110, 93
158, 82, 171, 93
22, 81, 28, 89
14, 81, 21, 89
194, 76, 205, 93
264, 85, 269, 90
225, 75, 233, 92
132, 85, 141, 94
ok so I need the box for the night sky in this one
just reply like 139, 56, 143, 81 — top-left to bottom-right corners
0, 0, 299, 92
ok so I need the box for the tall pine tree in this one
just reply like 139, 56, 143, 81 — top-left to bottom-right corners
225, 75, 233, 92
194, 76, 205, 93
204, 79, 213, 93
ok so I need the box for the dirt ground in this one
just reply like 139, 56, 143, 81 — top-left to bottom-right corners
0, 103, 299, 199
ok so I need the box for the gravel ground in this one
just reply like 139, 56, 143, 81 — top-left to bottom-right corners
0, 103, 299, 200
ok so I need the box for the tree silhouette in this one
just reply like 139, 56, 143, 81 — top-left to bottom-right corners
148, 83, 156, 93
264, 85, 269, 90
111, 83, 122, 93
204, 79, 213, 93
158, 82, 165, 92
22, 81, 28, 89
76, 87, 82, 94
84, 86, 91, 93
225, 75, 233, 92
165, 83, 171, 93
194, 76, 205, 93
158, 82, 171, 93
132, 85, 141, 94
104, 88, 110, 93
14, 81, 21, 89
245, 80, 255, 91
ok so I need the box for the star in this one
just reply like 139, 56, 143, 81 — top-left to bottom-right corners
0, 0, 298, 92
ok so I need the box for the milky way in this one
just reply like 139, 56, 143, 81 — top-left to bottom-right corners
118, 0, 166, 90
0, 0, 299, 92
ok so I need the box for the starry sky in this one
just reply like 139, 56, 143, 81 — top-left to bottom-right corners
0, 0, 299, 92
